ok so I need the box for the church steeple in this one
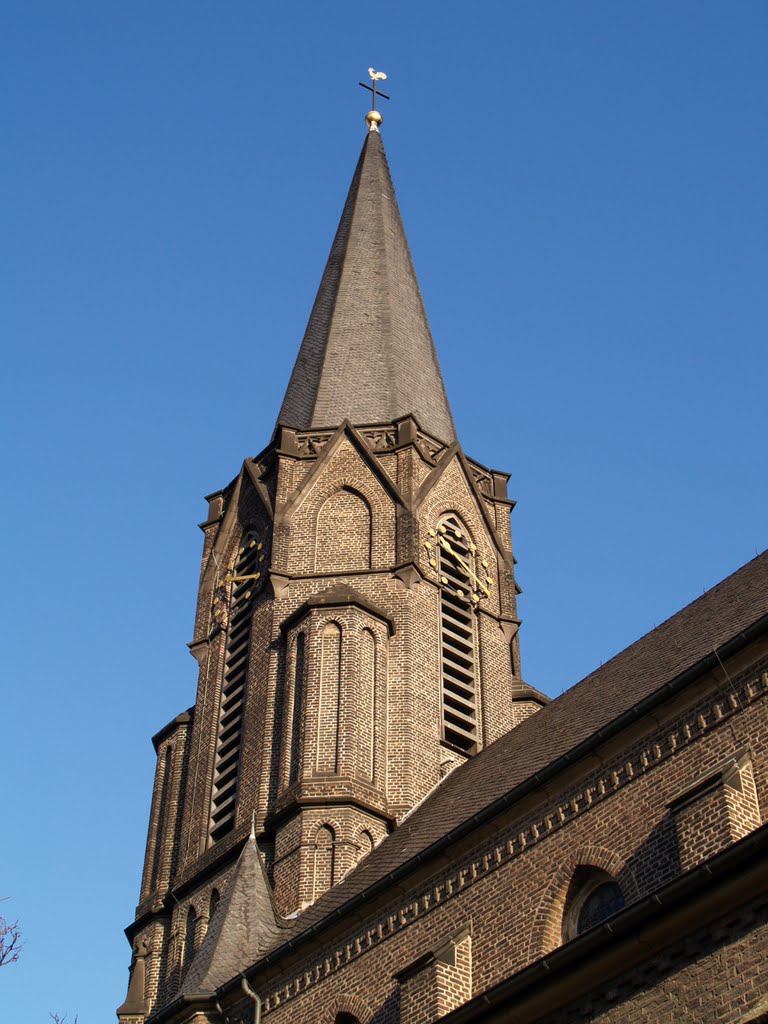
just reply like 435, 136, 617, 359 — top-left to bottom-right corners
277, 126, 457, 442
118, 96, 533, 1024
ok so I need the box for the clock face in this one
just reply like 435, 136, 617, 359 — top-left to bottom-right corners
424, 517, 492, 605
211, 530, 268, 629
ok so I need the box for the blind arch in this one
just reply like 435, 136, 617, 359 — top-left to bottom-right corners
315, 489, 371, 573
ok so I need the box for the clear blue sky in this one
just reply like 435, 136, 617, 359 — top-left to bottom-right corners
2, 2, 766, 1020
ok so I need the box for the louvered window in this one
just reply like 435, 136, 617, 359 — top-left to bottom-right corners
209, 532, 261, 843
438, 516, 478, 754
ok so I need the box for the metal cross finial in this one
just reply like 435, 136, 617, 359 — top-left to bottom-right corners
359, 67, 390, 111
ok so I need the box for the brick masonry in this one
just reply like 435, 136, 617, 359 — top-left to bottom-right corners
120, 416, 540, 1016
214, 651, 768, 1023
118, 411, 768, 1023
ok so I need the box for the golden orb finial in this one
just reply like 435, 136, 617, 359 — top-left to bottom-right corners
359, 68, 389, 131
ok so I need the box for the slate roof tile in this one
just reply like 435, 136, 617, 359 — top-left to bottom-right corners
182, 836, 288, 995
277, 129, 456, 442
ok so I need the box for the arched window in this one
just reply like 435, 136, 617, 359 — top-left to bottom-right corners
315, 824, 337, 897
149, 745, 172, 891
209, 530, 263, 844
315, 489, 372, 573
437, 515, 478, 754
316, 623, 342, 774
336, 1015, 361, 1024
209, 888, 220, 921
356, 829, 374, 863
359, 629, 376, 780
288, 633, 306, 784
183, 905, 198, 972
562, 869, 625, 941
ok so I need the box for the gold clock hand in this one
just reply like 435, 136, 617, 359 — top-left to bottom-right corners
438, 538, 491, 596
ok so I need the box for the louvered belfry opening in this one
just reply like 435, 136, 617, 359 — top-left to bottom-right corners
438, 516, 478, 754
209, 532, 261, 844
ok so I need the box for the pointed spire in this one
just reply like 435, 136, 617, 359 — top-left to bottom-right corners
181, 834, 286, 995
277, 129, 457, 442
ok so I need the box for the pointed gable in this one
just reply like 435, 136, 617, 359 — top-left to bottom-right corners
277, 129, 457, 442
279, 424, 401, 576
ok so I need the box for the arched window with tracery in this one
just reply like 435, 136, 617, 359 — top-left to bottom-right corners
437, 514, 478, 754
562, 868, 625, 941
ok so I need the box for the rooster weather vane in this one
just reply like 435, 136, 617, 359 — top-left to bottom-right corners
359, 67, 390, 110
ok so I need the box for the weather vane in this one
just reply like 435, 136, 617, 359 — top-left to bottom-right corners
359, 68, 390, 131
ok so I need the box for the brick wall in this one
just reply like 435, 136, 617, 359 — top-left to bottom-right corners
546, 894, 768, 1024
209, 648, 767, 1024
670, 750, 762, 872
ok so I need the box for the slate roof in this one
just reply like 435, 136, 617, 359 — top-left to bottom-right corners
275, 549, 768, 944
277, 128, 457, 442
182, 834, 288, 995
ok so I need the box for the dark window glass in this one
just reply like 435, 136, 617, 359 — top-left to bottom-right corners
576, 881, 625, 934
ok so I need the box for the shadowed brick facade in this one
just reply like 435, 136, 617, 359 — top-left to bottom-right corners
116, 118, 768, 1024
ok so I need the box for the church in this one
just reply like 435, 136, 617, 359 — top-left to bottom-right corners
115, 98, 768, 1024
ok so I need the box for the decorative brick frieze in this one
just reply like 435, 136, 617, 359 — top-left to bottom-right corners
253, 662, 767, 1014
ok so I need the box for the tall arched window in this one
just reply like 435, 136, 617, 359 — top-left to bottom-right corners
315, 489, 372, 573
315, 824, 336, 897
183, 905, 198, 973
317, 623, 342, 774
209, 888, 220, 921
359, 629, 376, 780
356, 829, 374, 863
437, 515, 478, 754
149, 745, 172, 891
209, 530, 263, 844
288, 633, 306, 784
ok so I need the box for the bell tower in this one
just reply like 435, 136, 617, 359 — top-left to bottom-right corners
117, 100, 546, 1023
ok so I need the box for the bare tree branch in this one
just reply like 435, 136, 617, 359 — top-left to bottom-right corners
0, 913, 23, 967
50, 1014, 78, 1024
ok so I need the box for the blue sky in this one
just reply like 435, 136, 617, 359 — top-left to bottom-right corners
2, 2, 766, 1020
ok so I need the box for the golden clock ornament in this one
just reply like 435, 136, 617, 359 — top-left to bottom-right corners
424, 517, 492, 605
211, 531, 268, 630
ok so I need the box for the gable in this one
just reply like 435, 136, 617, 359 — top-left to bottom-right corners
280, 429, 399, 575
